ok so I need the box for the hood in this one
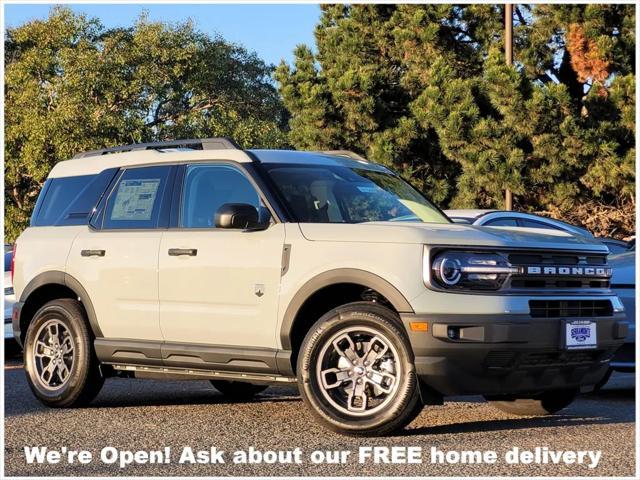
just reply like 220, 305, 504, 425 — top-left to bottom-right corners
298, 221, 609, 253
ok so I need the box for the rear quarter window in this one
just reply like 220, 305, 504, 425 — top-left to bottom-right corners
31, 169, 118, 227
32, 175, 96, 226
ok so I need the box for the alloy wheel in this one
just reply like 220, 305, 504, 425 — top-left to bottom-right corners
316, 326, 401, 416
32, 319, 75, 390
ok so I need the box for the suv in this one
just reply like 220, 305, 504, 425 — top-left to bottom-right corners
11, 138, 627, 436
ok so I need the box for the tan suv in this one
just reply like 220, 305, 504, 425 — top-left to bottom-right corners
11, 138, 627, 436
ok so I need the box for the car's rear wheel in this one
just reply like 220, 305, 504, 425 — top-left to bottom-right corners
484, 388, 578, 416
297, 302, 422, 436
210, 380, 268, 399
24, 299, 104, 407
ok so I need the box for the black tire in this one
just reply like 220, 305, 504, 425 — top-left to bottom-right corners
24, 299, 104, 407
210, 380, 268, 399
297, 301, 422, 436
484, 388, 578, 416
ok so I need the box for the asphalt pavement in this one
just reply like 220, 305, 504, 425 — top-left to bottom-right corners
3, 353, 636, 477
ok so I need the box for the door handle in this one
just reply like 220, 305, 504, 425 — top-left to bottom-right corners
168, 248, 197, 257
81, 249, 105, 257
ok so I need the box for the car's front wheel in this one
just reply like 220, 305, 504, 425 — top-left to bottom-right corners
297, 302, 422, 436
23, 299, 104, 407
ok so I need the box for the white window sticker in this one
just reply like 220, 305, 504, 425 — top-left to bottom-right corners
110, 179, 160, 221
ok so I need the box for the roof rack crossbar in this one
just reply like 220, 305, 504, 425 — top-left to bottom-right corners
73, 137, 241, 159
320, 150, 367, 162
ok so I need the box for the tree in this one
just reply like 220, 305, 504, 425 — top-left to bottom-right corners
5, 7, 289, 242
277, 4, 635, 238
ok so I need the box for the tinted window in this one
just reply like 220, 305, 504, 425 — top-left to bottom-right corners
518, 218, 563, 231
180, 165, 261, 228
263, 164, 448, 224
103, 166, 170, 229
59, 169, 119, 226
32, 175, 95, 226
484, 218, 518, 227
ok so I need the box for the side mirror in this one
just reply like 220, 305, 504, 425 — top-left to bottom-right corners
214, 203, 270, 230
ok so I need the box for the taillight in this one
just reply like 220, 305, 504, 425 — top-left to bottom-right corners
11, 244, 16, 284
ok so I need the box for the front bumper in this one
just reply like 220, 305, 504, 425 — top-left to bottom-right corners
401, 311, 627, 396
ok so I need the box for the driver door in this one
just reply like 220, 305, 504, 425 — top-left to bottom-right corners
158, 163, 285, 355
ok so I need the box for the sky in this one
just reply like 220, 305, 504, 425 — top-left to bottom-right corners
3, 3, 321, 66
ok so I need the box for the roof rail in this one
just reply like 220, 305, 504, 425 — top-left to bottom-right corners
72, 137, 241, 159
320, 150, 368, 162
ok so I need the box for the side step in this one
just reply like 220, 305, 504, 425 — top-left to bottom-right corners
109, 363, 297, 384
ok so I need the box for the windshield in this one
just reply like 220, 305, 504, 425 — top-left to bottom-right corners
263, 164, 449, 224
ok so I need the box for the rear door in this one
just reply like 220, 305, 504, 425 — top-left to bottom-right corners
66, 165, 175, 342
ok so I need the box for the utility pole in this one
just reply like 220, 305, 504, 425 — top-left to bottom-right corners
504, 3, 514, 211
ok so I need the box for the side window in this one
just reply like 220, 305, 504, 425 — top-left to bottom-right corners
484, 217, 518, 227
518, 218, 562, 231
103, 166, 171, 229
32, 175, 96, 226
180, 164, 262, 228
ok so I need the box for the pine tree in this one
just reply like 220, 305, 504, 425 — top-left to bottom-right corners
277, 4, 635, 237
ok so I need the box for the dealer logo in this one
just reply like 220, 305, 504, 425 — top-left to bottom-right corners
570, 326, 592, 343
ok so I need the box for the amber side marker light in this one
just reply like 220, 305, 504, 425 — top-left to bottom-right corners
409, 322, 429, 332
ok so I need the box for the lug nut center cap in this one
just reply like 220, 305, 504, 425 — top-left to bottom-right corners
354, 366, 366, 376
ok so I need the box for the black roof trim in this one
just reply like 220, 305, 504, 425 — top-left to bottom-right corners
73, 137, 241, 159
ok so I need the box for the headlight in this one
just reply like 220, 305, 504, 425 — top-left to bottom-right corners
428, 250, 521, 291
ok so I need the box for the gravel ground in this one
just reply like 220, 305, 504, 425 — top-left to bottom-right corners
3, 354, 636, 477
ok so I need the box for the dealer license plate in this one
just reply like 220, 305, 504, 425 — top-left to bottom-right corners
565, 320, 597, 350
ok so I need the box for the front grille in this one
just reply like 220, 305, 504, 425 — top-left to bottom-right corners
519, 350, 602, 368
507, 251, 610, 291
508, 253, 606, 265
529, 300, 613, 318
485, 351, 516, 368
511, 279, 610, 289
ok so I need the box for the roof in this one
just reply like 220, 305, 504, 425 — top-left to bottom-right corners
49, 148, 255, 178
48, 147, 389, 179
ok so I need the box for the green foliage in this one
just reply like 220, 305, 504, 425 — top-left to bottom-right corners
6, 5, 636, 241
277, 4, 635, 237
5, 7, 289, 241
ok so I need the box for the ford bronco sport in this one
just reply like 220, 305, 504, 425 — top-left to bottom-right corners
11, 138, 627, 436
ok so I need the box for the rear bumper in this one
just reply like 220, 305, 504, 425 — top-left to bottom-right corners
401, 312, 627, 396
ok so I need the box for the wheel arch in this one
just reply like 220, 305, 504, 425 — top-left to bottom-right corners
17, 271, 102, 344
278, 269, 414, 375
